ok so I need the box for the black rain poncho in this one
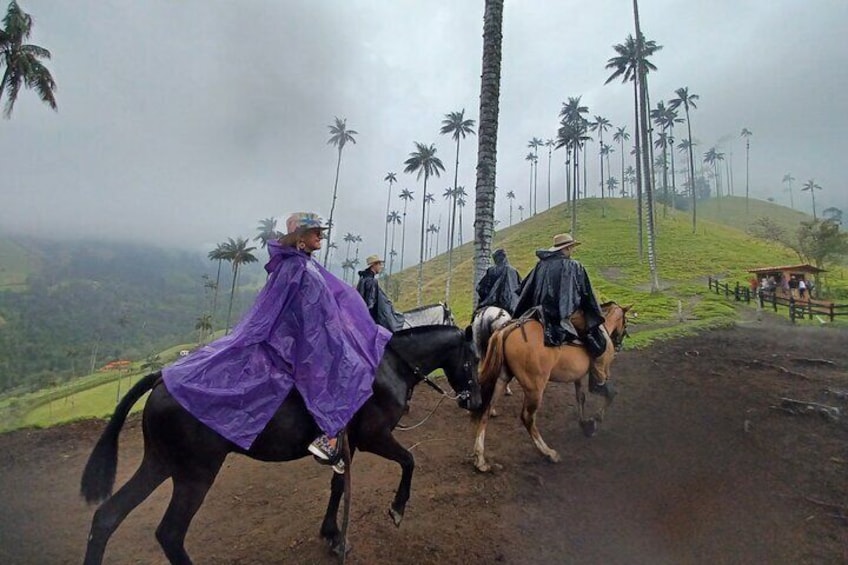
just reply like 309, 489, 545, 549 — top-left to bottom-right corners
356, 269, 405, 332
514, 249, 605, 347
476, 249, 522, 315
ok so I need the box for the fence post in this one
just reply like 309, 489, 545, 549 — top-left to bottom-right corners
830, 303, 835, 323
808, 301, 813, 320
758, 289, 764, 309
772, 292, 778, 312
708, 276, 712, 291
735, 282, 740, 301
789, 296, 796, 323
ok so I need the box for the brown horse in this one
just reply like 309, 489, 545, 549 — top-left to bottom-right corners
471, 302, 631, 472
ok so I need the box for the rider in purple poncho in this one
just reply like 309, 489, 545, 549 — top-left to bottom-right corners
163, 212, 391, 473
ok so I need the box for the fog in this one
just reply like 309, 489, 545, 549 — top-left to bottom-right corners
2, 0, 846, 264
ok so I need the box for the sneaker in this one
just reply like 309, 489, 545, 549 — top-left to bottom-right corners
308, 435, 346, 474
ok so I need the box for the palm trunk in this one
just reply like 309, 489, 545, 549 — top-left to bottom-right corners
662, 142, 669, 217
669, 126, 677, 200
211, 259, 222, 330
745, 140, 750, 214
509, 201, 513, 226
685, 109, 697, 232
571, 145, 579, 234
633, 79, 644, 259
401, 201, 408, 270
811, 188, 817, 220
417, 174, 429, 305
445, 138, 461, 304
619, 139, 625, 199
383, 180, 393, 262
389, 221, 397, 275
472, 0, 504, 301
634, 0, 659, 292
225, 264, 239, 335
324, 147, 343, 267
533, 148, 539, 215
547, 145, 552, 209
582, 144, 587, 200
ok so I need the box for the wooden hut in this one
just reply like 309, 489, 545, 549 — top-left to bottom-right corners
747, 263, 825, 298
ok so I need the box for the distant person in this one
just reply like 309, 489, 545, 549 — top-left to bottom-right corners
798, 279, 807, 300
476, 248, 522, 315
356, 255, 405, 332
514, 233, 606, 356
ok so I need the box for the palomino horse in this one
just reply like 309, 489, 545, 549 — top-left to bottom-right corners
402, 302, 455, 328
80, 326, 481, 564
471, 302, 631, 473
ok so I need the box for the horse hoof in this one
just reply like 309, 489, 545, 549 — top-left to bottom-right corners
580, 419, 598, 438
474, 460, 492, 473
388, 507, 404, 527
505, 385, 513, 396
489, 408, 499, 418
547, 451, 561, 463
329, 538, 352, 556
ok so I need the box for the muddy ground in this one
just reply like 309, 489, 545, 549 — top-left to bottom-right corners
1, 321, 847, 564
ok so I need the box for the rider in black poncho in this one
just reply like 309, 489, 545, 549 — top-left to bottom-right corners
356, 254, 405, 332
514, 233, 606, 353
476, 248, 522, 315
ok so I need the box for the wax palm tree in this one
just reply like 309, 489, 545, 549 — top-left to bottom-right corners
387, 211, 401, 275
556, 110, 590, 234
388, 249, 398, 277
195, 314, 213, 345
207, 242, 229, 330
404, 142, 445, 304
473, 0, 504, 296
323, 117, 358, 266
0, 1, 57, 118
341, 258, 356, 283
669, 87, 699, 232
398, 188, 414, 270
654, 132, 671, 215
253, 217, 278, 248
613, 126, 630, 198
740, 128, 753, 213
343, 232, 357, 264
440, 109, 476, 303
506, 190, 515, 225
353, 234, 363, 264
525, 152, 537, 212
517, 204, 524, 221
607, 177, 619, 198
624, 165, 636, 197
383, 172, 397, 261
222, 237, 258, 334
590, 116, 612, 199
545, 139, 555, 209
528, 137, 543, 214
782, 173, 795, 209
703, 147, 725, 201
455, 187, 468, 246
426, 223, 439, 259
424, 191, 436, 257
801, 179, 822, 219
605, 33, 661, 261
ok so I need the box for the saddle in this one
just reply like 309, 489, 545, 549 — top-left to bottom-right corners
514, 306, 607, 357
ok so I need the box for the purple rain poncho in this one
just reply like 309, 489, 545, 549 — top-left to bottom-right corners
163, 240, 391, 450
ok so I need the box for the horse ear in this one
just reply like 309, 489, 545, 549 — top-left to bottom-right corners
464, 325, 473, 341
622, 304, 634, 313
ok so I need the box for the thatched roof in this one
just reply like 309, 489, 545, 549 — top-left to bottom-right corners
747, 263, 825, 274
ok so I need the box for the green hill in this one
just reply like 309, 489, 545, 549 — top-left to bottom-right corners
389, 197, 847, 335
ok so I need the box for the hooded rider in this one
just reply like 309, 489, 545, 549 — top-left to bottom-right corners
514, 233, 606, 354
476, 248, 522, 315
356, 255, 405, 332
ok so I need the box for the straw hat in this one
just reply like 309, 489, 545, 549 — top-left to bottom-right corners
366, 254, 384, 266
548, 233, 581, 252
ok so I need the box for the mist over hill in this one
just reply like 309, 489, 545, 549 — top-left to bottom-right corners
0, 233, 265, 393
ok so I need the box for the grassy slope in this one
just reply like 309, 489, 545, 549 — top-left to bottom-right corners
5, 197, 847, 431
392, 197, 846, 325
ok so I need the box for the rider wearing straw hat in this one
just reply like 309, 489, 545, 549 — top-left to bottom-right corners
514, 232, 606, 354
356, 254, 406, 332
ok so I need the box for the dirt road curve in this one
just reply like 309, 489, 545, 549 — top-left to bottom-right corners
1, 325, 846, 564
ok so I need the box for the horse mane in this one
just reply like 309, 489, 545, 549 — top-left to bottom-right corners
600, 300, 617, 310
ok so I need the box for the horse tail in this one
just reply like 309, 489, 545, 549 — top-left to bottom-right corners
472, 329, 507, 420
80, 371, 161, 504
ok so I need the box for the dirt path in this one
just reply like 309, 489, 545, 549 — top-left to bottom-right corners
1, 325, 846, 564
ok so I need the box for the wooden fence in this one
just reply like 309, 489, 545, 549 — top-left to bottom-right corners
707, 277, 848, 323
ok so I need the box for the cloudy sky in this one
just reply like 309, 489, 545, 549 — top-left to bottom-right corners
3, 0, 846, 264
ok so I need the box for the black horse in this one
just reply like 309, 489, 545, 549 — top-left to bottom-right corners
80, 325, 481, 564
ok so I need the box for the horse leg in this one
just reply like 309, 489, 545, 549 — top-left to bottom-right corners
360, 433, 414, 527
521, 388, 560, 463
154, 471, 219, 565
320, 450, 357, 554
489, 374, 512, 417
83, 456, 168, 565
574, 380, 597, 438
474, 376, 508, 473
